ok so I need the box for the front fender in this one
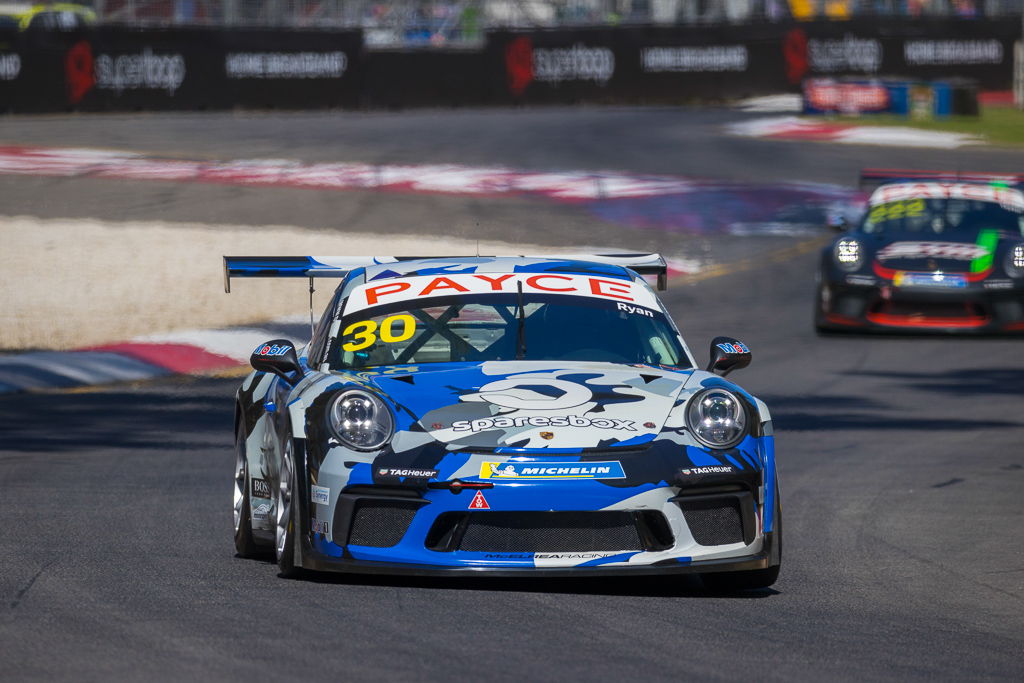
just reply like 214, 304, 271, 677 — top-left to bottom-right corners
236, 371, 276, 439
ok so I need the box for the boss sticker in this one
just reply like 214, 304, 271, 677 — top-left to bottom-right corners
251, 477, 272, 498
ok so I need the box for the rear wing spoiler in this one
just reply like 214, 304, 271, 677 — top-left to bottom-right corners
860, 168, 1024, 193
223, 253, 669, 293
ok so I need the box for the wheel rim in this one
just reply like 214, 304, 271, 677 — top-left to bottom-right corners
275, 440, 294, 560
233, 432, 246, 533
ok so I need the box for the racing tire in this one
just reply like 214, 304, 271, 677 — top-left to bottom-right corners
275, 437, 302, 578
813, 284, 833, 335
233, 424, 262, 558
813, 284, 853, 336
700, 485, 782, 593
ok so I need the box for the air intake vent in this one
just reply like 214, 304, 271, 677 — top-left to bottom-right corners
347, 500, 421, 548
427, 510, 672, 553
676, 496, 748, 546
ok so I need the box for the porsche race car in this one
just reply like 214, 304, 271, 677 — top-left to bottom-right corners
227, 254, 781, 590
816, 170, 1024, 333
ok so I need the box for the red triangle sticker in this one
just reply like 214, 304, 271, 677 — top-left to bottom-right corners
468, 490, 490, 509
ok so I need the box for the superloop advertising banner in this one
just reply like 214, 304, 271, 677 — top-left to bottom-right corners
0, 20, 1017, 112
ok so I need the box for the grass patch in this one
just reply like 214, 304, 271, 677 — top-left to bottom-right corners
825, 106, 1024, 146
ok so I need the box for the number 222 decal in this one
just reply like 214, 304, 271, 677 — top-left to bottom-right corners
869, 198, 925, 223
342, 314, 416, 352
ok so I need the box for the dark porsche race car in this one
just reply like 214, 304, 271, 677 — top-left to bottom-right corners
225, 254, 781, 590
816, 170, 1024, 333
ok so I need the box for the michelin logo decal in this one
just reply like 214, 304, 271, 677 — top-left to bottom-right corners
480, 461, 626, 479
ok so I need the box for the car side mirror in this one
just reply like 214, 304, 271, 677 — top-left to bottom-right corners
706, 336, 751, 377
250, 339, 302, 385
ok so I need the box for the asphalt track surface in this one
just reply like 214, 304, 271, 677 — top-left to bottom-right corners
2, 108, 1024, 681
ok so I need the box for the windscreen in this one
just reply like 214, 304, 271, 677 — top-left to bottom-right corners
328, 293, 688, 370
862, 198, 1024, 237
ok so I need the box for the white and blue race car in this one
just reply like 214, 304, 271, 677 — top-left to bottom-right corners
227, 254, 781, 590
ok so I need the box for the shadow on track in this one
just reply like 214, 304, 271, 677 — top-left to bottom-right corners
846, 367, 1024, 397
760, 364, 1024, 432
772, 413, 1019, 432
0, 380, 232, 454
271, 562, 780, 599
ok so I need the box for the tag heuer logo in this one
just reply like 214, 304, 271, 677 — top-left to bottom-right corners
680, 466, 735, 476
377, 467, 439, 478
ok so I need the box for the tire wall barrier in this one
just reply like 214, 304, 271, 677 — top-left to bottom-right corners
0, 20, 1018, 113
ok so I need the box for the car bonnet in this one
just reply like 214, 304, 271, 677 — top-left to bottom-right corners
365, 360, 693, 451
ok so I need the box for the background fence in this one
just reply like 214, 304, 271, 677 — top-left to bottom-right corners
59, 0, 1024, 47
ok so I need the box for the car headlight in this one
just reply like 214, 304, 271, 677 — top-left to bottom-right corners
1005, 244, 1024, 278
328, 390, 394, 451
685, 388, 748, 449
834, 238, 862, 271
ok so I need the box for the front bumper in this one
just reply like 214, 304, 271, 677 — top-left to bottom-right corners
819, 276, 1024, 333
295, 441, 778, 576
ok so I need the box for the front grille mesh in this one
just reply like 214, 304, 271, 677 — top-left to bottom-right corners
455, 511, 645, 553
871, 300, 986, 319
348, 500, 420, 547
679, 500, 744, 546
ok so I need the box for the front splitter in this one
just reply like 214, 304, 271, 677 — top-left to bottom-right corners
295, 534, 777, 578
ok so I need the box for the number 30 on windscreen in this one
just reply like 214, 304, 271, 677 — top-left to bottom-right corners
342, 314, 416, 352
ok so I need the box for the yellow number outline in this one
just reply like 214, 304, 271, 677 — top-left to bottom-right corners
380, 314, 415, 343
342, 314, 416, 352
342, 320, 376, 352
